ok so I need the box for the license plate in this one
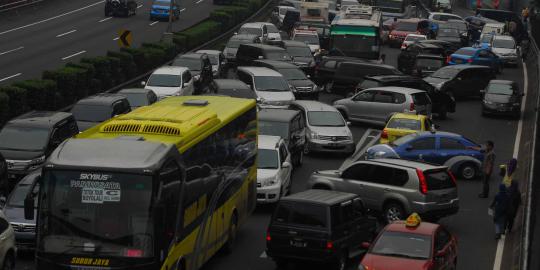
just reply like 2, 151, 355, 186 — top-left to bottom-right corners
290, 240, 307, 248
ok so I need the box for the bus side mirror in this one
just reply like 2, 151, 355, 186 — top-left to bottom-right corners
24, 195, 34, 220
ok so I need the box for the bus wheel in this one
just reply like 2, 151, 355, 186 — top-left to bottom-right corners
223, 213, 238, 254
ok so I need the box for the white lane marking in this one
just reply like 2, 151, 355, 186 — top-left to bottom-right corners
180, 8, 186, 12
61, 50, 86, 60
56, 29, 77, 37
260, 251, 267, 258
137, 4, 142, 8
0, 73, 22, 82
0, 0, 104, 36
149, 21, 159, 26
98, 17, 112, 22
195, 0, 204, 3
492, 59, 529, 270
0, 46, 24, 56
113, 37, 119, 40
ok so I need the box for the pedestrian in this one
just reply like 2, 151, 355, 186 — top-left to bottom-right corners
506, 181, 522, 233
470, 141, 495, 198
490, 184, 509, 239
501, 158, 517, 187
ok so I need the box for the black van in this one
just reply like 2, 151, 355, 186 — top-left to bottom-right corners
424, 65, 496, 98
236, 44, 292, 67
259, 109, 306, 166
328, 61, 401, 95
0, 111, 79, 181
266, 189, 377, 269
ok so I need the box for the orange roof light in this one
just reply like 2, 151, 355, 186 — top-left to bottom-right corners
405, 213, 422, 228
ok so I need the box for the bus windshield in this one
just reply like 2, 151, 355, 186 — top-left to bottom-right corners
38, 170, 155, 258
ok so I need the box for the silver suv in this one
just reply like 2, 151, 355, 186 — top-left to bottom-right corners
333, 87, 432, 126
307, 158, 459, 223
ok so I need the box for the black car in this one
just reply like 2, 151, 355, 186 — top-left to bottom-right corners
481, 80, 523, 118
397, 43, 446, 75
0, 111, 79, 181
266, 189, 377, 269
279, 40, 315, 74
104, 0, 137, 17
236, 44, 292, 66
172, 53, 213, 93
254, 60, 320, 99
118, 88, 158, 110
209, 79, 256, 99
418, 39, 460, 56
436, 27, 465, 48
2, 170, 39, 251
71, 94, 131, 131
313, 56, 358, 87
328, 61, 401, 95
259, 109, 306, 166
358, 75, 456, 119
424, 65, 496, 98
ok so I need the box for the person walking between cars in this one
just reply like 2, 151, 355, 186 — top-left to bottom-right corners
490, 184, 509, 239
506, 181, 522, 233
471, 141, 495, 198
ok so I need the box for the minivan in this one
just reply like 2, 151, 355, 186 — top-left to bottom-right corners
236, 44, 292, 66
259, 109, 306, 166
236, 67, 296, 108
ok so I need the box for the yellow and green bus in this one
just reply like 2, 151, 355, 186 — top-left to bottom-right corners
27, 96, 257, 270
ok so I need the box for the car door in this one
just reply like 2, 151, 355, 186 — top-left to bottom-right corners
339, 163, 374, 208
349, 90, 376, 121
371, 90, 402, 123
279, 143, 292, 190
399, 136, 438, 163
432, 228, 454, 270
475, 49, 491, 66
451, 69, 470, 96
437, 136, 469, 164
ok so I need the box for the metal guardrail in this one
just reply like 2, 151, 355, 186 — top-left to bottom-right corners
0, 0, 43, 12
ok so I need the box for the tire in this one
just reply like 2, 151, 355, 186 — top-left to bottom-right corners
2, 254, 13, 270
324, 81, 334, 93
333, 251, 347, 270
223, 213, 238, 254
384, 202, 405, 223
459, 162, 477, 180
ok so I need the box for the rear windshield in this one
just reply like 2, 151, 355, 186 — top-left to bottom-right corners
387, 118, 421, 130
454, 48, 475, 56
424, 170, 456, 190
412, 93, 430, 105
273, 202, 327, 228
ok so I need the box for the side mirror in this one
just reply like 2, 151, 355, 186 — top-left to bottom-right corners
141, 81, 146, 86
435, 250, 446, 257
361, 242, 371, 249
282, 161, 291, 168
24, 195, 35, 220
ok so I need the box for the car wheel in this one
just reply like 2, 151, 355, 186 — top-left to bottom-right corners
223, 213, 238, 254
324, 81, 333, 93
2, 253, 14, 270
459, 162, 477, 180
384, 202, 405, 223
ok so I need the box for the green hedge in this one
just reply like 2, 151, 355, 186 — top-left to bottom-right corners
0, 86, 28, 118
13, 79, 57, 110
43, 66, 91, 107
81, 56, 115, 90
107, 51, 137, 79
174, 20, 221, 49
0, 92, 9, 125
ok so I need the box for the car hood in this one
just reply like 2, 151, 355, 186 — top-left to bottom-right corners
310, 126, 350, 137
3, 206, 37, 226
362, 254, 430, 270
257, 169, 278, 180
77, 121, 99, 132
292, 56, 313, 65
145, 86, 181, 97
0, 149, 45, 161
366, 144, 399, 159
485, 93, 513, 103
424, 76, 448, 88
289, 79, 315, 88
492, 47, 517, 55
257, 90, 295, 102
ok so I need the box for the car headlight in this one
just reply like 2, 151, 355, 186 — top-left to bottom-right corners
289, 84, 297, 92
30, 155, 46, 165
483, 100, 493, 105
310, 131, 319, 140
259, 177, 278, 187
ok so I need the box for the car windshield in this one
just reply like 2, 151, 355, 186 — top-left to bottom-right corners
430, 67, 459, 79
487, 83, 514, 95
396, 22, 417, 31
38, 170, 155, 258
258, 149, 279, 169
147, 74, 182, 87
387, 118, 421, 130
438, 28, 459, 37
392, 132, 419, 146
493, 39, 515, 49
254, 76, 289, 91
239, 27, 262, 36
307, 111, 345, 127
371, 231, 432, 259
417, 58, 444, 69
294, 34, 319, 45
8, 183, 39, 207
405, 35, 426, 42
0, 126, 50, 151
287, 46, 312, 57
259, 121, 289, 139
71, 104, 113, 122
454, 48, 475, 56
480, 34, 493, 43
122, 93, 149, 107
267, 51, 292, 61
279, 68, 306, 80
173, 58, 201, 71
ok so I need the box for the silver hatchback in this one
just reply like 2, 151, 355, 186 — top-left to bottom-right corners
307, 158, 459, 223
333, 87, 432, 126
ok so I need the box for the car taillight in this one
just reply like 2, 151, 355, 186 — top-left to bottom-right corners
381, 128, 388, 139
326, 241, 334, 250
125, 249, 143, 257
410, 102, 415, 111
416, 168, 428, 194
448, 170, 457, 186
467, 58, 473, 63
266, 232, 271, 242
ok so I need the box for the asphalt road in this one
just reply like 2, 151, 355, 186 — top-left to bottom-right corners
0, 0, 219, 85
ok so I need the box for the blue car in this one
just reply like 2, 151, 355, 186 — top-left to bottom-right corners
150, 0, 179, 21
366, 131, 484, 180
448, 46, 503, 73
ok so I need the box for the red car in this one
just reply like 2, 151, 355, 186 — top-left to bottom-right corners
359, 214, 458, 270
388, 19, 421, 48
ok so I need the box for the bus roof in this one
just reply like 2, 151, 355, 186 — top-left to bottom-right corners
77, 96, 256, 153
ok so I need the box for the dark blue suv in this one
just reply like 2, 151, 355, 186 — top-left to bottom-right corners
366, 131, 484, 180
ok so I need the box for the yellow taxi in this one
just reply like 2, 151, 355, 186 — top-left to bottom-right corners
380, 113, 434, 144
